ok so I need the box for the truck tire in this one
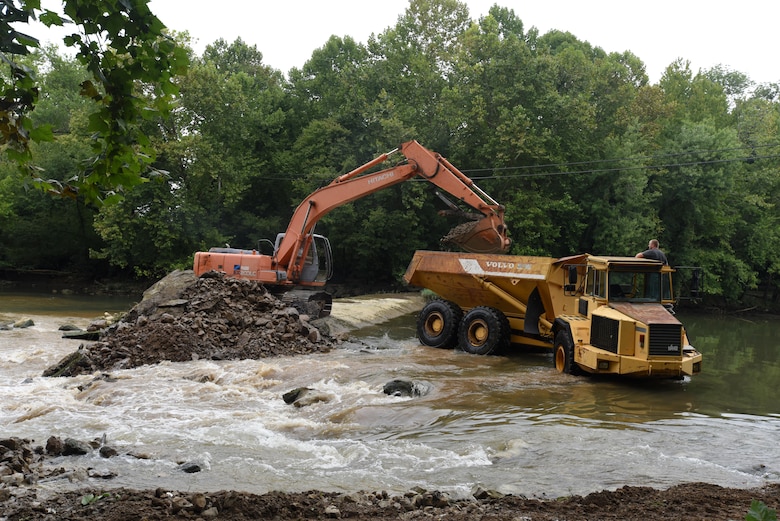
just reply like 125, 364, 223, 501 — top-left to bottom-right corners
553, 330, 580, 375
417, 299, 463, 348
458, 307, 509, 355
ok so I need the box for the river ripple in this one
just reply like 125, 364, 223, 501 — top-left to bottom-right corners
0, 294, 778, 498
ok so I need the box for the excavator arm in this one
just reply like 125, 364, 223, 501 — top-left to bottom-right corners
275, 140, 511, 283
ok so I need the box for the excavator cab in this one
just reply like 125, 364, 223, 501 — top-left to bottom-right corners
274, 233, 333, 284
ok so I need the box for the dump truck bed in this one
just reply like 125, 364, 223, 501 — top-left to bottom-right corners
403, 250, 586, 320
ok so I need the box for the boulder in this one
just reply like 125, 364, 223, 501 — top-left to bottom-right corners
12, 318, 34, 328
383, 379, 431, 397
282, 387, 333, 407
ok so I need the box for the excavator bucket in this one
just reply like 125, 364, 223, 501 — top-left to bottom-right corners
441, 215, 511, 254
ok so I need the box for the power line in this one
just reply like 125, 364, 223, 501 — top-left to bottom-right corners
460, 143, 780, 175
463, 153, 780, 181
237, 143, 780, 182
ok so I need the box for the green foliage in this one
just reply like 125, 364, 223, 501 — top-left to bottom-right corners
746, 500, 777, 521
80, 492, 112, 505
1, 0, 189, 205
91, 179, 201, 278
2, 0, 780, 304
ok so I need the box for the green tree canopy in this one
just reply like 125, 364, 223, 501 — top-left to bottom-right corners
1, 0, 188, 205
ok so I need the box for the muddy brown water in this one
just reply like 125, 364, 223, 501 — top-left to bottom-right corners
0, 291, 778, 499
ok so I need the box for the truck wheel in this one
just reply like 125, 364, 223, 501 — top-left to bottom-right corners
458, 307, 509, 355
553, 330, 580, 375
417, 300, 462, 348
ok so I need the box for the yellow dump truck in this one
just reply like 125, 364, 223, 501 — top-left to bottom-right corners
403, 251, 702, 378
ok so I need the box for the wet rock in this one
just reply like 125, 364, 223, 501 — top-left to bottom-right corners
62, 438, 91, 456
88, 468, 117, 479
178, 462, 202, 473
472, 485, 505, 500
45, 436, 64, 455
383, 379, 431, 397
61, 329, 100, 340
283, 387, 333, 408
300, 320, 321, 342
58, 324, 82, 331
282, 387, 311, 404
42, 346, 94, 377
294, 390, 333, 408
0, 438, 46, 487
311, 316, 351, 340
0, 438, 24, 451
12, 318, 34, 328
99, 445, 118, 458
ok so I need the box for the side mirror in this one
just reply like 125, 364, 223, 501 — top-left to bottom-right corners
690, 268, 701, 298
564, 265, 578, 293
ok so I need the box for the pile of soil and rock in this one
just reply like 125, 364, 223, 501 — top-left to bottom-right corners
4, 271, 778, 520
43, 270, 337, 377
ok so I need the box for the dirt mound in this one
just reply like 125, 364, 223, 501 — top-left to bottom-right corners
44, 271, 334, 377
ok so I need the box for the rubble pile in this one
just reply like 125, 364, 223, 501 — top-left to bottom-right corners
44, 271, 334, 377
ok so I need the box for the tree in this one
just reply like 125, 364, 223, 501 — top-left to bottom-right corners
178, 38, 293, 246
367, 0, 471, 148
0, 46, 105, 273
659, 60, 730, 132
654, 121, 750, 297
1, 0, 188, 205
90, 37, 295, 274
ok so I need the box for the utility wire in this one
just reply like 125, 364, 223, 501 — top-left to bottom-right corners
461, 142, 780, 174
244, 143, 780, 182
463, 153, 780, 181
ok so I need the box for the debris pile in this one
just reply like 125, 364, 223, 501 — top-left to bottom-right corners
44, 271, 334, 377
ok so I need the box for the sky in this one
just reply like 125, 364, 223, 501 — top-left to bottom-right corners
23, 0, 779, 85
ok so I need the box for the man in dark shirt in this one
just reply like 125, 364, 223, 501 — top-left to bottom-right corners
636, 239, 668, 265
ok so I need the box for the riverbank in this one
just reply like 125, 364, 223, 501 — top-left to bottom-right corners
1, 435, 777, 519
3, 472, 777, 520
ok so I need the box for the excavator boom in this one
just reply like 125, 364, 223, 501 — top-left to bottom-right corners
193, 140, 511, 315
274, 140, 510, 279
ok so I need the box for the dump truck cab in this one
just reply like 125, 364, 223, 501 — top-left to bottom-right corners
556, 256, 701, 378
404, 251, 703, 379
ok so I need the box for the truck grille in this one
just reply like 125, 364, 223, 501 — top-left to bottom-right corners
591, 315, 619, 353
649, 324, 682, 356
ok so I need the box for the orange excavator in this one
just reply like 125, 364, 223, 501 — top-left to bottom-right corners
192, 140, 511, 316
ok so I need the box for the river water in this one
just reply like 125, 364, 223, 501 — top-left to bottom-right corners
1, 291, 778, 499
